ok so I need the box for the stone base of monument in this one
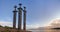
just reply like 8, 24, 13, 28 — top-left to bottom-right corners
17, 30, 31, 32
22, 30, 31, 32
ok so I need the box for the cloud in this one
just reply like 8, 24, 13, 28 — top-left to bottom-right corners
26, 24, 40, 29
0, 21, 13, 27
0, 20, 41, 29
46, 18, 60, 28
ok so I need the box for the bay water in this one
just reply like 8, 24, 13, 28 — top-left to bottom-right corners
31, 29, 60, 32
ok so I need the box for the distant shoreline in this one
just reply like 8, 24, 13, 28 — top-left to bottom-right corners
51, 28, 60, 30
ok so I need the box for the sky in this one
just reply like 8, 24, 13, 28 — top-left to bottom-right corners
0, 0, 60, 29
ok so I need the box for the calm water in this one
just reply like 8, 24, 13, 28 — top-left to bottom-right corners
31, 29, 60, 32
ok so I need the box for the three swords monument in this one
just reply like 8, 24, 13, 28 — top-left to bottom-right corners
13, 3, 27, 32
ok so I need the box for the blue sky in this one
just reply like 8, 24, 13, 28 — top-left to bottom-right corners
0, 0, 60, 29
